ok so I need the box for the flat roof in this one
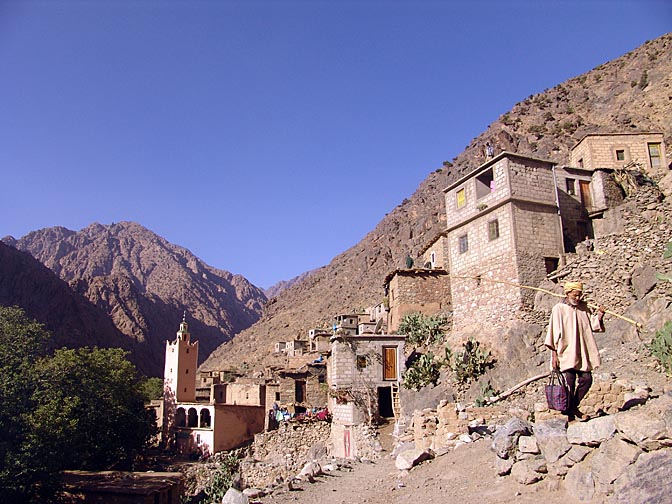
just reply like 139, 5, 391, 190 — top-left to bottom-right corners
443, 151, 555, 193
571, 131, 663, 151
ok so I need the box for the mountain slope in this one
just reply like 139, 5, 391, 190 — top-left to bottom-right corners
202, 33, 672, 371
5, 221, 267, 376
0, 241, 137, 359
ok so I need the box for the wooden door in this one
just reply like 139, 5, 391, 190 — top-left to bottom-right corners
383, 347, 397, 381
579, 181, 592, 212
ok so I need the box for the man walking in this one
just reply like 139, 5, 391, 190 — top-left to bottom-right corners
545, 281, 605, 421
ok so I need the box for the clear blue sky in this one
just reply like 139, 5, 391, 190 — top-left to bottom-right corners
1, 1, 670, 289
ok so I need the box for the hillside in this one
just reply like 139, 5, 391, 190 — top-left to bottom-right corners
3, 222, 267, 376
202, 34, 672, 371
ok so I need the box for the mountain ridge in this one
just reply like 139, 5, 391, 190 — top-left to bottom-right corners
201, 33, 672, 372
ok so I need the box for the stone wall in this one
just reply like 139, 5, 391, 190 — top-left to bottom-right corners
570, 133, 667, 176
387, 270, 450, 332
240, 421, 331, 489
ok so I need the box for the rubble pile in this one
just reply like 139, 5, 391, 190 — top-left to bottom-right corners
493, 393, 672, 502
240, 421, 330, 490
550, 182, 671, 320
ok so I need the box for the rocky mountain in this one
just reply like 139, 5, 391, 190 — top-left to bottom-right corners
4, 222, 267, 376
202, 33, 672, 371
264, 269, 319, 299
0, 241, 134, 358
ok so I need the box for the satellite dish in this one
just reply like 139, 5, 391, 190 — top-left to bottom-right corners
374, 318, 383, 334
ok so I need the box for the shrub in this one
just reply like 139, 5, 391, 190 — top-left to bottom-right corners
474, 380, 499, 407
648, 321, 672, 375
402, 352, 442, 391
203, 454, 240, 502
398, 313, 448, 347
446, 337, 494, 385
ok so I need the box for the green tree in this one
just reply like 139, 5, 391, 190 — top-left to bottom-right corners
28, 347, 157, 471
138, 376, 165, 402
0, 306, 156, 502
0, 306, 52, 502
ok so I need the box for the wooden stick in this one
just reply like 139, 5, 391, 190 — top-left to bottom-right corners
486, 372, 550, 404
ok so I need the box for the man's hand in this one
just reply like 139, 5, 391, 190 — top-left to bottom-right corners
551, 351, 559, 370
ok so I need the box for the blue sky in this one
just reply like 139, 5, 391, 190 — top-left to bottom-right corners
1, 1, 670, 289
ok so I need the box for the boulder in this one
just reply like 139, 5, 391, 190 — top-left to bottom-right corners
510, 460, 543, 485
495, 456, 514, 476
533, 419, 571, 463
590, 436, 641, 486
630, 264, 658, 299
615, 410, 670, 451
395, 448, 433, 471
222, 488, 249, 504
563, 460, 596, 502
492, 417, 533, 459
518, 435, 540, 454
612, 449, 672, 504
566, 415, 616, 446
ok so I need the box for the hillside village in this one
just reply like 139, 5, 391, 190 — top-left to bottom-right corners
149, 132, 672, 503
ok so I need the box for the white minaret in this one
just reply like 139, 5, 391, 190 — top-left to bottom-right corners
164, 312, 199, 404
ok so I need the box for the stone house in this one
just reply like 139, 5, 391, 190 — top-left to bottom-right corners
162, 318, 265, 456
263, 361, 328, 416
384, 268, 450, 333
308, 328, 331, 352
328, 332, 406, 458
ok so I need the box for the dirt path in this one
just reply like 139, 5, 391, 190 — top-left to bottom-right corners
261, 435, 581, 504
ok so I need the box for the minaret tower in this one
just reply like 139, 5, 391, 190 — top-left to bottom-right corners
164, 312, 199, 403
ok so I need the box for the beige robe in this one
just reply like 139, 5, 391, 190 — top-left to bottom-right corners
544, 300, 603, 372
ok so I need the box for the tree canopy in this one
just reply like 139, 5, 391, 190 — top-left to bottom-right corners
0, 306, 156, 503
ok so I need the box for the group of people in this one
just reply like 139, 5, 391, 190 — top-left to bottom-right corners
545, 281, 605, 422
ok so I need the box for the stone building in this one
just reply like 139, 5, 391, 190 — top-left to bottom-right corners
443, 152, 565, 328
328, 332, 405, 458
162, 318, 265, 456
570, 132, 667, 175
384, 268, 450, 333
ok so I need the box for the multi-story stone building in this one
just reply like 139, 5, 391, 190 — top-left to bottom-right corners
443, 152, 564, 328
328, 332, 405, 458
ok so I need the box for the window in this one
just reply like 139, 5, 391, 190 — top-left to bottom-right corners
578, 158, 584, 168
488, 220, 500, 240
456, 188, 466, 208
356, 355, 368, 370
459, 234, 468, 254
475, 168, 495, 199
430, 251, 436, 266
186, 348, 189, 353
648, 143, 662, 169
275, 392, 281, 401
565, 178, 576, 195
615, 149, 625, 161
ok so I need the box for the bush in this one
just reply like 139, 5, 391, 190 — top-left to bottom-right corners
446, 337, 494, 385
648, 321, 672, 375
402, 352, 442, 391
398, 313, 448, 347
203, 454, 240, 502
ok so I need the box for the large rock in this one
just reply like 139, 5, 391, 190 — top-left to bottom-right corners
492, 417, 532, 459
395, 448, 433, 471
630, 264, 658, 299
510, 459, 543, 485
612, 449, 672, 504
563, 459, 596, 502
614, 410, 670, 451
533, 419, 571, 463
590, 436, 641, 486
222, 488, 249, 504
566, 415, 616, 446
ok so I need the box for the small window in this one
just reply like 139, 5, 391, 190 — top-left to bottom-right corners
648, 143, 662, 169
186, 348, 189, 354
430, 251, 436, 266
475, 168, 495, 199
275, 392, 281, 401
186, 368, 189, 374
615, 149, 625, 161
488, 220, 500, 241
356, 355, 368, 370
578, 158, 584, 168
459, 234, 468, 254
565, 178, 576, 195
456, 188, 466, 209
